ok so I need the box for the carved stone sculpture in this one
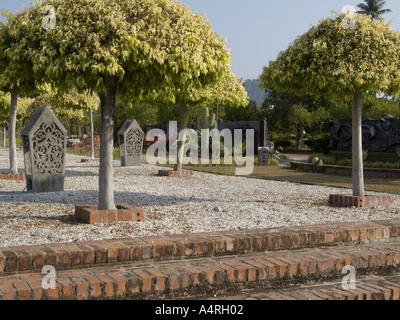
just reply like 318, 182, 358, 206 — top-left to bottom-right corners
330, 118, 400, 153
21, 106, 67, 192
118, 120, 145, 167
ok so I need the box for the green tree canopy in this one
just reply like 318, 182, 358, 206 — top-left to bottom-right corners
288, 104, 311, 149
27, 90, 100, 118
16, 0, 238, 209
260, 13, 400, 99
0, 7, 48, 173
259, 12, 400, 197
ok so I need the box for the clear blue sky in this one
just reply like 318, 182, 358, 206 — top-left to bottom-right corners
1, 0, 399, 80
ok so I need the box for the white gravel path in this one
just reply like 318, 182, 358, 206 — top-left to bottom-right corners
0, 148, 398, 247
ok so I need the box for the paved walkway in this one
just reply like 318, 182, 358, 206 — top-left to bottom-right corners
0, 219, 399, 300
278, 153, 311, 166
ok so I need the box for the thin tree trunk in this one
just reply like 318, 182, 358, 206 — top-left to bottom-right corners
295, 126, 301, 150
2, 124, 6, 148
9, 85, 18, 174
174, 101, 188, 171
77, 120, 82, 139
352, 92, 364, 197
98, 76, 118, 210
90, 108, 95, 159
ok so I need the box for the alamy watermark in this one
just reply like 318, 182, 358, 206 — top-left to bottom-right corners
342, 5, 357, 30
341, 265, 356, 290
42, 5, 56, 30
42, 265, 56, 290
145, 122, 255, 176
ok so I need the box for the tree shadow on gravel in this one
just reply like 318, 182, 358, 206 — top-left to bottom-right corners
0, 190, 221, 207
0, 213, 78, 225
64, 169, 98, 177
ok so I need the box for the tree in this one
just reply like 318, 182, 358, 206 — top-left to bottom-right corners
0, 9, 44, 174
309, 106, 330, 137
288, 105, 311, 149
223, 100, 260, 122
259, 12, 400, 197
0, 91, 9, 147
20, 0, 238, 210
356, 0, 392, 20
172, 72, 247, 171
361, 94, 399, 118
0, 90, 35, 147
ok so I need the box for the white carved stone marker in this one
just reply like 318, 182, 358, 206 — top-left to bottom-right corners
21, 106, 67, 192
118, 120, 145, 167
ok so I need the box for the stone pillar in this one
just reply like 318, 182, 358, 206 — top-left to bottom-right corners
118, 120, 145, 167
258, 147, 270, 166
21, 106, 67, 193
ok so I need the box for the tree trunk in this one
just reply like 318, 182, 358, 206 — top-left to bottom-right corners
295, 126, 301, 150
2, 124, 6, 148
90, 108, 95, 159
352, 92, 364, 197
174, 102, 188, 171
98, 76, 118, 210
9, 85, 18, 174
77, 120, 82, 139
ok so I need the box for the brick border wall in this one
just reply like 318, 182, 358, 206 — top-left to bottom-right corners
2, 239, 400, 300
1, 219, 399, 275
158, 170, 194, 177
0, 173, 25, 181
329, 194, 393, 208
75, 204, 144, 224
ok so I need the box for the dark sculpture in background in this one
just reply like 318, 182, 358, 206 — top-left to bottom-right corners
329, 118, 400, 153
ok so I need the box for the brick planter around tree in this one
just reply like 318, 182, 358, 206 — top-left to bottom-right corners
0, 172, 25, 182
81, 158, 100, 163
329, 194, 392, 208
75, 203, 143, 224
158, 169, 194, 177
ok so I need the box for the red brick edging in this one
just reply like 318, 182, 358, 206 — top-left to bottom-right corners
158, 170, 194, 177
81, 159, 100, 163
1, 219, 399, 275
0, 219, 400, 300
0, 173, 25, 182
75, 204, 144, 224
329, 194, 392, 208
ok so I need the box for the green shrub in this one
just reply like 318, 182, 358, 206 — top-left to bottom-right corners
305, 134, 331, 154
268, 157, 280, 166
337, 159, 352, 167
273, 137, 292, 149
310, 152, 400, 169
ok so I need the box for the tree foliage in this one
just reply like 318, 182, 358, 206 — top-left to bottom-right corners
259, 12, 400, 197
259, 12, 400, 99
356, 0, 392, 20
11, 0, 239, 209
27, 90, 100, 118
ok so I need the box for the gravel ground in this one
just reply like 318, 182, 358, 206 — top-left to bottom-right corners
0, 148, 399, 247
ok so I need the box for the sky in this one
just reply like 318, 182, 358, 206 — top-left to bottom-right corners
1, 0, 400, 80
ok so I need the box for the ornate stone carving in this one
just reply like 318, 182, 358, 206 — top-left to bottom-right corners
125, 127, 144, 158
32, 122, 65, 174
118, 120, 145, 167
258, 147, 270, 166
21, 106, 67, 193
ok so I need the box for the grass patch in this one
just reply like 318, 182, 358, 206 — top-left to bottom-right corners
179, 164, 400, 194
310, 152, 400, 169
